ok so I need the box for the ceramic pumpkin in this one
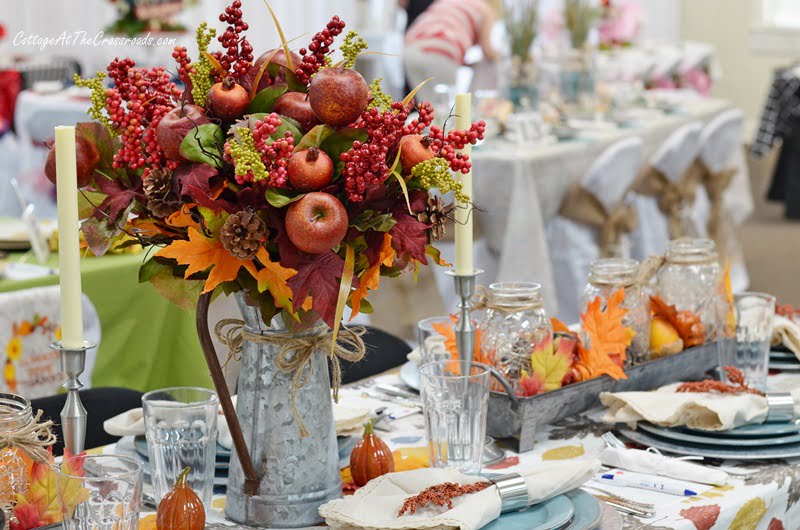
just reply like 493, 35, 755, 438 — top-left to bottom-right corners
349, 419, 394, 487
156, 467, 205, 530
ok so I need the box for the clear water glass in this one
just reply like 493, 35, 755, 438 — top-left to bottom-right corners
417, 316, 452, 364
419, 361, 490, 474
142, 387, 218, 508
56, 455, 143, 530
720, 292, 776, 391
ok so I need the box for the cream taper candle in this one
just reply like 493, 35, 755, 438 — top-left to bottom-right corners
54, 126, 84, 349
454, 93, 473, 275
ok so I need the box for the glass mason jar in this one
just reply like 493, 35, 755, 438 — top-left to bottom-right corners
656, 238, 722, 338
478, 282, 552, 394
581, 258, 650, 365
1, 393, 34, 528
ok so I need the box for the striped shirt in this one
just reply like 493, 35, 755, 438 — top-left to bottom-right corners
405, 0, 490, 64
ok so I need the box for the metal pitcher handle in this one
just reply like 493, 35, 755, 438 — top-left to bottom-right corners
487, 366, 520, 410
196, 292, 260, 496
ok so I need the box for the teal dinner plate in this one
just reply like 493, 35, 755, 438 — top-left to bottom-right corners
682, 419, 800, 438
482, 494, 574, 530
566, 489, 603, 530
400, 361, 420, 391
639, 422, 800, 446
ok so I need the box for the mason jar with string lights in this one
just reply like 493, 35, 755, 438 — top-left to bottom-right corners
1, 393, 35, 529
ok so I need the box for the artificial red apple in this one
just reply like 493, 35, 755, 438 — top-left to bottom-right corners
398, 134, 435, 174
285, 192, 348, 254
308, 67, 369, 127
44, 135, 100, 188
207, 77, 250, 121
273, 91, 319, 132
288, 147, 333, 192
156, 104, 211, 161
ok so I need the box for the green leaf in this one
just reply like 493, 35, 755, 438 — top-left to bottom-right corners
350, 209, 397, 232
148, 265, 204, 311
139, 257, 169, 283
248, 85, 288, 114
179, 123, 224, 168
347, 298, 373, 314
267, 62, 307, 93
77, 190, 107, 219
319, 128, 368, 178
80, 202, 134, 256
265, 187, 304, 208
294, 124, 335, 152
272, 115, 303, 144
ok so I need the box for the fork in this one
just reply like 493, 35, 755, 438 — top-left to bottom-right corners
582, 485, 656, 517
602, 431, 627, 449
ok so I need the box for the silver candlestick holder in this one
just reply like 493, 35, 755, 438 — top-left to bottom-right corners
51, 340, 95, 454
445, 269, 484, 363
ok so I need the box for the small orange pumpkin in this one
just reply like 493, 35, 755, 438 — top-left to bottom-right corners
349, 419, 394, 487
156, 467, 205, 530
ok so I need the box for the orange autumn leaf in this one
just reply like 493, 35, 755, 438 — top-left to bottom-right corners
156, 228, 254, 293
579, 289, 634, 381
432, 317, 492, 366
253, 247, 296, 309
575, 342, 626, 380
128, 218, 172, 238
165, 205, 200, 230
350, 234, 395, 320
551, 317, 571, 334
650, 295, 705, 347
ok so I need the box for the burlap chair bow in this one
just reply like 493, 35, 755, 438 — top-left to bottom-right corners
692, 159, 737, 243
631, 163, 700, 239
558, 184, 637, 257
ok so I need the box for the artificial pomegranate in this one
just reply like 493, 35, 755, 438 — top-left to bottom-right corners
206, 77, 250, 122
308, 67, 369, 127
285, 192, 348, 254
156, 467, 205, 530
398, 134, 435, 174
44, 135, 100, 188
349, 419, 394, 487
156, 104, 211, 161
250, 48, 303, 92
273, 92, 319, 132
288, 147, 333, 192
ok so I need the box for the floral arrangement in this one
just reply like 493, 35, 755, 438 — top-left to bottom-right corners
564, 0, 601, 50
105, 0, 193, 36
51, 1, 486, 331
597, 0, 644, 49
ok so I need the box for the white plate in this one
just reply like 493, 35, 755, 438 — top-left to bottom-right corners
400, 361, 420, 391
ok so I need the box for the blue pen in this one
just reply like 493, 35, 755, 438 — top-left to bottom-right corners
598, 472, 698, 496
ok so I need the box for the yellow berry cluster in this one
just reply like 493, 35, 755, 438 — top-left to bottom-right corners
190, 22, 217, 107
367, 78, 392, 112
340, 30, 368, 69
73, 72, 113, 133
412, 158, 469, 203
228, 128, 268, 182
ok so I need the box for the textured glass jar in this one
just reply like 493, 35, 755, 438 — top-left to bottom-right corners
1, 393, 34, 529
478, 282, 552, 394
656, 238, 722, 337
581, 258, 650, 365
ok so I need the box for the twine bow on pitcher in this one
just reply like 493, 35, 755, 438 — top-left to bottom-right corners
0, 409, 57, 464
214, 319, 366, 437
558, 183, 637, 257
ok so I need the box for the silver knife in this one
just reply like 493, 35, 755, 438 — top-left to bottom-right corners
375, 383, 419, 400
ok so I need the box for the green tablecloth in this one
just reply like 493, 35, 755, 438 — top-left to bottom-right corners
0, 253, 212, 392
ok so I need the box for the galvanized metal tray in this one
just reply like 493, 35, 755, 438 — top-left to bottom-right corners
487, 340, 725, 453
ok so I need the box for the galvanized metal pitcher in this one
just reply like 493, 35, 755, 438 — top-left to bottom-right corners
196, 292, 341, 528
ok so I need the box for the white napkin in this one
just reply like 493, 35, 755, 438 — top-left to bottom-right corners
104, 396, 368, 449
319, 459, 601, 530
600, 383, 800, 431
600, 446, 728, 486
773, 314, 800, 357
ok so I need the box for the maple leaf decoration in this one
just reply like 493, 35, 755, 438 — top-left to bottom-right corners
679, 505, 720, 530
578, 289, 634, 381
650, 295, 705, 348
350, 233, 396, 320
530, 335, 574, 393
288, 252, 360, 328
432, 316, 492, 366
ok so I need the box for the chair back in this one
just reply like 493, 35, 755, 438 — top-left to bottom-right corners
0, 286, 101, 398
699, 109, 744, 171
582, 136, 643, 211
651, 121, 704, 181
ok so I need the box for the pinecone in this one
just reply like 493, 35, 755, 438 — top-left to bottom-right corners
143, 168, 180, 218
220, 211, 266, 259
416, 195, 455, 243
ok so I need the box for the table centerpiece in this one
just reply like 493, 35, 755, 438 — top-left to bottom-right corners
49, 1, 486, 525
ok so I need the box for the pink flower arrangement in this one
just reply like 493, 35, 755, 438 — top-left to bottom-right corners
598, 0, 644, 48
681, 67, 712, 97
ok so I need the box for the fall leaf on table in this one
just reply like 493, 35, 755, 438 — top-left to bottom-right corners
350, 233, 395, 319
650, 295, 705, 347
679, 504, 720, 530
578, 289, 633, 381
767, 518, 785, 530
156, 227, 256, 294
728, 497, 766, 530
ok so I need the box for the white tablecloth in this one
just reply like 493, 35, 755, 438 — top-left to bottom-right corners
471, 98, 752, 315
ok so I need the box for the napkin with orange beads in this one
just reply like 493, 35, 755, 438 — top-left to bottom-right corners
319, 459, 600, 530
600, 383, 800, 431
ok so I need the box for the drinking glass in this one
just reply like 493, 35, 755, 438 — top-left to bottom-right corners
419, 361, 490, 474
56, 455, 143, 530
720, 292, 776, 391
417, 316, 452, 364
142, 387, 218, 508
